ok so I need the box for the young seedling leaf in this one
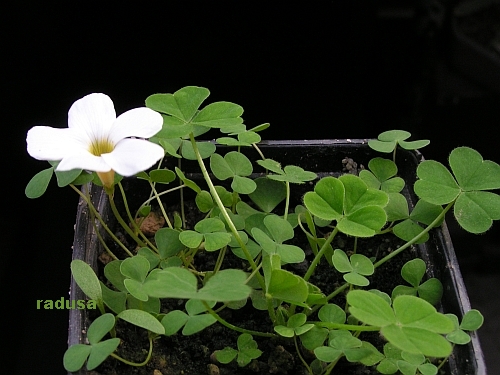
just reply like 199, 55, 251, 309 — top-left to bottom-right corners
86, 339, 121, 370
87, 313, 116, 344
149, 169, 176, 184
414, 160, 460, 204
63, 344, 92, 372
55, 167, 84, 187
117, 309, 165, 334
71, 260, 103, 310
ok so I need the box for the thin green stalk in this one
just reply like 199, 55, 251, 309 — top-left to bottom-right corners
293, 335, 313, 375
109, 335, 153, 366
203, 301, 276, 338
314, 322, 381, 331
117, 182, 158, 252
189, 134, 276, 323
108, 193, 146, 248
373, 201, 454, 269
283, 181, 290, 221
148, 180, 173, 229
304, 227, 339, 281
252, 143, 266, 160
70, 184, 133, 257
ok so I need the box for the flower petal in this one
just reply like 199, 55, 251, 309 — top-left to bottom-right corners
101, 138, 164, 176
27, 126, 87, 161
108, 107, 163, 144
57, 152, 112, 173
68, 93, 116, 142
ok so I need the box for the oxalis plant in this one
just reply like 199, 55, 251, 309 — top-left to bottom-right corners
25, 87, 494, 374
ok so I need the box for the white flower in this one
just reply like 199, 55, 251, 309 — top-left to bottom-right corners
27, 93, 164, 180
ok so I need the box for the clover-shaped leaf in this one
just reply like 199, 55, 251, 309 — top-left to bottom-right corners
314, 330, 370, 363
63, 314, 120, 371
121, 255, 151, 302
347, 290, 454, 357
368, 130, 429, 153
251, 215, 305, 264
71, 260, 104, 313
414, 147, 500, 233
216, 333, 263, 367
161, 299, 217, 336
144, 267, 251, 302
360, 157, 405, 193
210, 152, 256, 194
257, 158, 317, 184
217, 130, 261, 147
391, 258, 443, 306
391, 199, 444, 244
304, 175, 388, 237
248, 177, 287, 213
446, 309, 484, 345
332, 249, 374, 286
274, 313, 315, 337
179, 217, 232, 251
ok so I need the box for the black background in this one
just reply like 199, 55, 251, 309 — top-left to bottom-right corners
3, 1, 500, 374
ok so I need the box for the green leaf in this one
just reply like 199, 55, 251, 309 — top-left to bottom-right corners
70, 260, 103, 309
248, 177, 286, 212
161, 310, 189, 335
155, 228, 185, 258
197, 269, 251, 301
454, 191, 500, 233
414, 160, 460, 204
120, 255, 150, 283
145, 86, 210, 121
266, 165, 317, 184
181, 140, 216, 160
460, 309, 484, 331
449, 147, 500, 191
87, 313, 116, 345
149, 169, 176, 184
318, 304, 346, 324
347, 290, 396, 327
401, 258, 425, 288
216, 347, 238, 364
117, 309, 165, 334
55, 168, 83, 187
25, 167, 54, 198
303, 176, 344, 221
267, 268, 309, 305
86, 339, 121, 370
63, 344, 92, 372
192, 101, 244, 128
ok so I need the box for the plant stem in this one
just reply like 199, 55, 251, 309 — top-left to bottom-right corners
203, 301, 276, 338
148, 180, 174, 229
189, 134, 276, 323
109, 335, 153, 366
294, 335, 313, 375
108, 193, 146, 249
373, 201, 454, 269
314, 322, 381, 331
304, 227, 339, 281
70, 184, 132, 257
117, 182, 158, 252
283, 181, 290, 221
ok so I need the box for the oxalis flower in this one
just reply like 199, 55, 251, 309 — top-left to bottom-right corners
27, 93, 164, 188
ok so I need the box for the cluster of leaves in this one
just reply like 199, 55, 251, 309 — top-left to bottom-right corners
28, 87, 496, 374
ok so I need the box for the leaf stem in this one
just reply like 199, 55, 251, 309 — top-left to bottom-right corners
70, 184, 132, 257
373, 201, 454, 269
189, 134, 276, 323
108, 192, 146, 249
304, 227, 339, 281
109, 335, 153, 366
203, 301, 276, 338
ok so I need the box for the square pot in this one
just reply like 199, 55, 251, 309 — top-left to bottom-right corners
68, 139, 486, 374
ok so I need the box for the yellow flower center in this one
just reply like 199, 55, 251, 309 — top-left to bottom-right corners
89, 138, 114, 156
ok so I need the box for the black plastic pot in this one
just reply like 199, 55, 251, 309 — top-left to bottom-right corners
68, 140, 486, 374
